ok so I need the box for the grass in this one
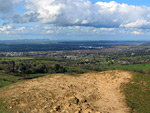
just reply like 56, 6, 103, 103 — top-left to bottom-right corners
103, 63, 150, 72
23, 73, 48, 79
0, 57, 34, 61
65, 66, 97, 74
0, 81, 12, 86
0, 73, 21, 87
0, 98, 10, 113
124, 72, 150, 113
34, 60, 57, 63
66, 73, 80, 76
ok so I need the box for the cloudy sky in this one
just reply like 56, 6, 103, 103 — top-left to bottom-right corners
0, 0, 150, 40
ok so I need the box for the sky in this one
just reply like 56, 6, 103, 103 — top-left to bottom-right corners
0, 0, 150, 40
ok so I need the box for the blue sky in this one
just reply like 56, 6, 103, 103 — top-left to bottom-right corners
0, 0, 150, 40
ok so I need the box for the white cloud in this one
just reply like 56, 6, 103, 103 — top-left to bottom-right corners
20, 0, 150, 29
1, 0, 150, 30
1, 0, 150, 40
75, 26, 81, 30
46, 30, 53, 34
93, 29, 99, 33
17, 27, 26, 31
100, 28, 115, 31
0, 25, 14, 34
131, 31, 142, 35
4, 31, 10, 34
120, 20, 150, 28
44, 26, 51, 30
0, 25, 13, 31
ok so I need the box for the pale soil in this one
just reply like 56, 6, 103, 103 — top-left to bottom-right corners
0, 70, 132, 113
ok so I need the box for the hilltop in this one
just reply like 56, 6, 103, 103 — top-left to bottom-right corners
0, 70, 132, 113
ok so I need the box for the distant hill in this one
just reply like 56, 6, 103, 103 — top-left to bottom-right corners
0, 39, 53, 44
140, 43, 150, 46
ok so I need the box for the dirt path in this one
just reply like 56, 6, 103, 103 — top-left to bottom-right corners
0, 70, 132, 113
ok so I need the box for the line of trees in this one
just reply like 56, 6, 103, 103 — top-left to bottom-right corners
1, 61, 67, 76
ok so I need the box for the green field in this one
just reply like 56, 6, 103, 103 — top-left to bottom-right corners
0, 57, 34, 61
102, 63, 150, 72
0, 73, 21, 87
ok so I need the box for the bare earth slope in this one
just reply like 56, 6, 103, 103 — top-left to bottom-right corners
0, 70, 132, 113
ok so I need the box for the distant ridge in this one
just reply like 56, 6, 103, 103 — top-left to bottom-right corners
0, 39, 52, 43
140, 43, 150, 46
0, 39, 149, 44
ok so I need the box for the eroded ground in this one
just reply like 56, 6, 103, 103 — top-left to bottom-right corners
0, 70, 132, 113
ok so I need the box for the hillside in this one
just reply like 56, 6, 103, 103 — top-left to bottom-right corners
0, 70, 132, 113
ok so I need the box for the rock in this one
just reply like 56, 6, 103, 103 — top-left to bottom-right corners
74, 97, 80, 105
56, 106, 61, 111
84, 99, 87, 103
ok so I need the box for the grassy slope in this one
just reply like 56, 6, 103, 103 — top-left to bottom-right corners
124, 72, 150, 113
